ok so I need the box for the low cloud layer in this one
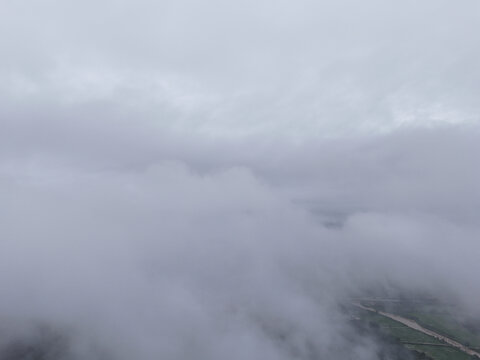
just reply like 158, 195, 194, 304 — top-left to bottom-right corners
2, 0, 480, 359
2, 126, 480, 359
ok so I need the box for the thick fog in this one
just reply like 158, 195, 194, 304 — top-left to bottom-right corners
1, 0, 480, 359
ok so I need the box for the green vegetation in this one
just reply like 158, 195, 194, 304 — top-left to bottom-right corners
404, 344, 470, 360
357, 309, 472, 360
360, 311, 443, 343
405, 312, 480, 349
361, 300, 480, 349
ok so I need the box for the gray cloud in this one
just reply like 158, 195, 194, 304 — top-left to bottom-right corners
1, 0, 480, 359
2, 125, 480, 359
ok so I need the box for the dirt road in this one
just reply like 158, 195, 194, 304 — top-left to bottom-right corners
354, 303, 480, 358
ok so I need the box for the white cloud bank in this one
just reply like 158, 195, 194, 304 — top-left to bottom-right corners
2, 0, 480, 136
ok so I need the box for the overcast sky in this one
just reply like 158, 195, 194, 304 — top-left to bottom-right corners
2, 0, 480, 138
1, 1, 480, 359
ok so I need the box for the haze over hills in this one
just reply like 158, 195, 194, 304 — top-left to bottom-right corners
1, 0, 480, 359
